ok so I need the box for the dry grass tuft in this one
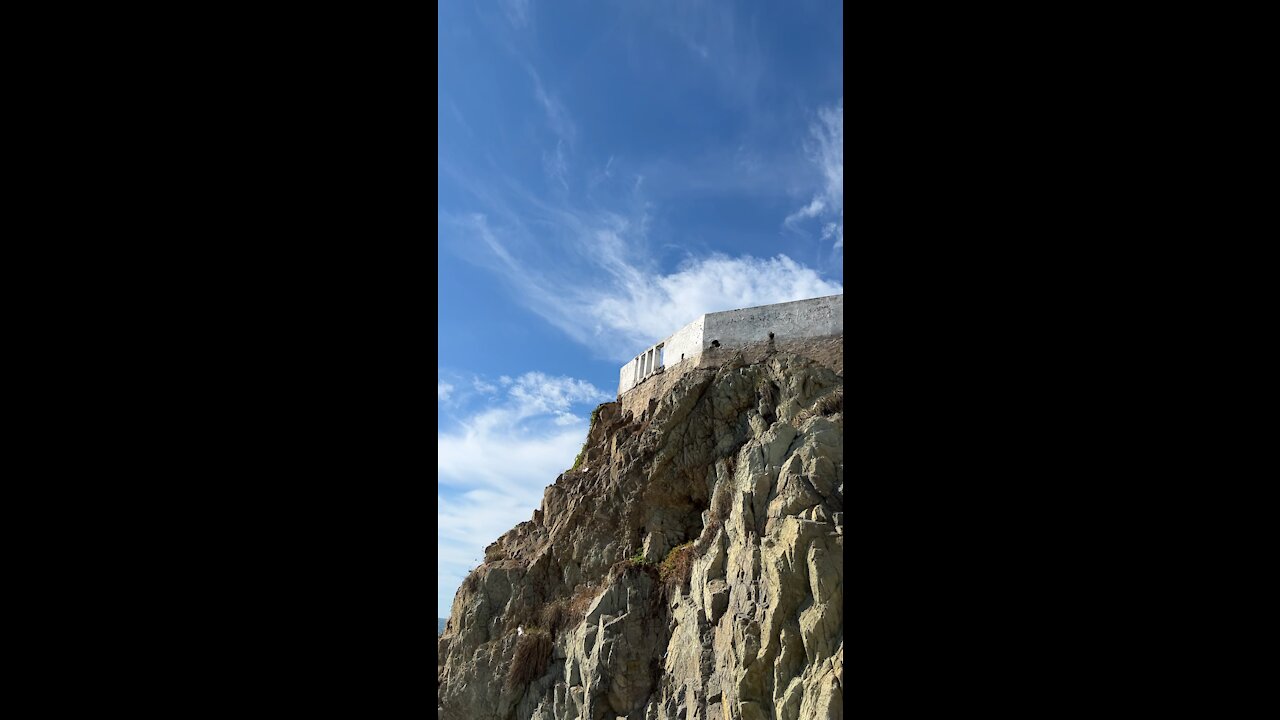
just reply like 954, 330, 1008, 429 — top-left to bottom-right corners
540, 601, 568, 639
814, 389, 843, 416
566, 583, 598, 624
722, 452, 737, 480
506, 629, 552, 689
794, 388, 843, 426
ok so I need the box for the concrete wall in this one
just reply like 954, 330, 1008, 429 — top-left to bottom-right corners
701, 294, 842, 351
616, 294, 842, 397
617, 315, 706, 396
663, 315, 705, 369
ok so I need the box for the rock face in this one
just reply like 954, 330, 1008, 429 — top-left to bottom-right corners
438, 345, 843, 720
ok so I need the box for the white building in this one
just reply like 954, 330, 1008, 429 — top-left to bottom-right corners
617, 294, 843, 397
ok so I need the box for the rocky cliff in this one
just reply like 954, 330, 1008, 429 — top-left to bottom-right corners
438, 342, 844, 720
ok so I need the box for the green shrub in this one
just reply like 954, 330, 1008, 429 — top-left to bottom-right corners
568, 403, 609, 472
659, 542, 695, 587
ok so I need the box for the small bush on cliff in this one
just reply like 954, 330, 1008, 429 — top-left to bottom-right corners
659, 542, 695, 587
506, 628, 552, 689
568, 403, 608, 472
611, 553, 659, 581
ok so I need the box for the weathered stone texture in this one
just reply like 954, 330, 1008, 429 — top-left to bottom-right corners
440, 345, 844, 720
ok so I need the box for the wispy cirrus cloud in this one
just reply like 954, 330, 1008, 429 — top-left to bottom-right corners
437, 370, 610, 616
438, 381, 455, 402
447, 212, 841, 361
785, 99, 843, 254
439, 19, 839, 365
646, 0, 765, 106
543, 139, 569, 190
524, 66, 577, 190
528, 67, 575, 148
502, 0, 531, 28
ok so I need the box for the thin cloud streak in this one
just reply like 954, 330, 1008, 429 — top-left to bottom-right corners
786, 99, 843, 256
528, 66, 576, 149
654, 0, 765, 106
502, 0, 531, 28
459, 209, 841, 360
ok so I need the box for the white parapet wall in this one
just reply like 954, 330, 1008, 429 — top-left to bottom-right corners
662, 314, 706, 369
616, 314, 706, 396
616, 294, 842, 397
702, 293, 842, 351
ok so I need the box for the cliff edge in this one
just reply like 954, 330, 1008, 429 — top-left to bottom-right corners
438, 339, 844, 720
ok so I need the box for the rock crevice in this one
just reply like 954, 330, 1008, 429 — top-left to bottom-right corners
439, 347, 843, 720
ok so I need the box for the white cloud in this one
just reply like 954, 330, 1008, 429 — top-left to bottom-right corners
509, 372, 612, 417
473, 378, 498, 394
437, 371, 610, 617
787, 99, 843, 255
438, 382, 455, 401
583, 253, 842, 355
455, 213, 842, 362
785, 197, 826, 226
811, 100, 843, 217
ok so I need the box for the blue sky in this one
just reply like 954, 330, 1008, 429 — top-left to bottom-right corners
438, 0, 843, 617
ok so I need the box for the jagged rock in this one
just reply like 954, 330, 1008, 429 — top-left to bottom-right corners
439, 346, 843, 720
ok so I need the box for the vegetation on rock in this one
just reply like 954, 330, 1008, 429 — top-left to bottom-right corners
505, 629, 552, 689
438, 344, 844, 720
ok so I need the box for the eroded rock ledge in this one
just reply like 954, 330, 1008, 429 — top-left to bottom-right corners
439, 346, 844, 720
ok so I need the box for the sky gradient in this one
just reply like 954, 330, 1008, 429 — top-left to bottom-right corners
438, 0, 843, 618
